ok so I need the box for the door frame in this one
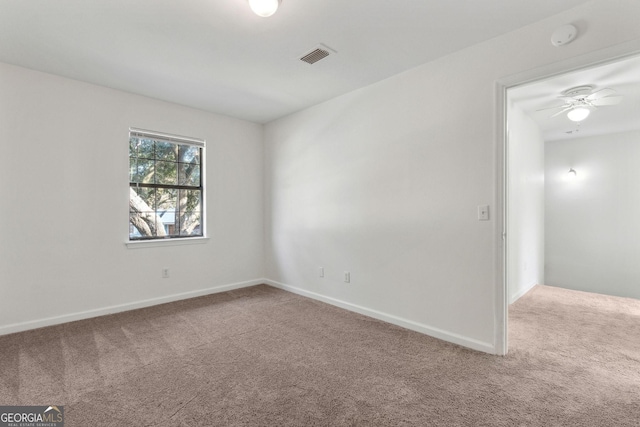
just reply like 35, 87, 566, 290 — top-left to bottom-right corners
494, 39, 640, 355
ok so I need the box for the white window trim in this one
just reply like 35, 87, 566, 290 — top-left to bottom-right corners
127, 127, 207, 246
125, 236, 209, 249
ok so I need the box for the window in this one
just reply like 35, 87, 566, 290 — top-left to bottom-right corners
129, 128, 204, 241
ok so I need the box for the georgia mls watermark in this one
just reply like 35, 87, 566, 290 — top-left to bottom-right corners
0, 406, 64, 427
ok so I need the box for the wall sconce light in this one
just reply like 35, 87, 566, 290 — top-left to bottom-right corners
568, 168, 577, 179
248, 0, 281, 17
567, 107, 590, 122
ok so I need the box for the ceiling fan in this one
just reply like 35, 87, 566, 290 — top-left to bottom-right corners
538, 85, 623, 121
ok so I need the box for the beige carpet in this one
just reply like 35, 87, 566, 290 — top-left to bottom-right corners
0, 284, 638, 426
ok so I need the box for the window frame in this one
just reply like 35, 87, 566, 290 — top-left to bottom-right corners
127, 127, 206, 244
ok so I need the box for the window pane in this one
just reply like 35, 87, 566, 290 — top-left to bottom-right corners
155, 161, 177, 185
129, 223, 140, 238
129, 138, 138, 158
164, 223, 178, 237
179, 145, 200, 164
179, 189, 201, 213
156, 189, 177, 237
129, 211, 160, 238
129, 158, 137, 182
178, 163, 200, 186
130, 187, 156, 212
156, 141, 178, 161
129, 159, 154, 183
179, 211, 201, 236
179, 188, 202, 236
156, 188, 177, 211
158, 210, 177, 236
136, 139, 155, 160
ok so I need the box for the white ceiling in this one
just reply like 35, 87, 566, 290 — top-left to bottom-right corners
509, 54, 640, 141
0, 0, 591, 123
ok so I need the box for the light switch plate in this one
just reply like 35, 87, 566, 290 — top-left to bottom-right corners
478, 205, 490, 221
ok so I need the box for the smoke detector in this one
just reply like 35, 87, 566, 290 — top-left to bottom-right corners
551, 24, 578, 47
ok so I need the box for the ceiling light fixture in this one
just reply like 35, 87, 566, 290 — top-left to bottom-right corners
568, 168, 577, 179
567, 107, 590, 122
248, 0, 281, 17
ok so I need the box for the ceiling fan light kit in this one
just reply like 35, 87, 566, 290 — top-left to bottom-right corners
248, 0, 281, 17
567, 107, 590, 122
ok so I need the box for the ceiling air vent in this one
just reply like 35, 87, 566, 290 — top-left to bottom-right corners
299, 44, 336, 65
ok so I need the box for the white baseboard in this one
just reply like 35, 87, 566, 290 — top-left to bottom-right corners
264, 279, 496, 354
2, 278, 497, 354
0, 279, 263, 336
509, 282, 537, 304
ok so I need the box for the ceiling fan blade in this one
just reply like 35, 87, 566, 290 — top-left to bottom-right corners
536, 103, 570, 112
587, 88, 617, 100
591, 95, 623, 106
550, 106, 573, 118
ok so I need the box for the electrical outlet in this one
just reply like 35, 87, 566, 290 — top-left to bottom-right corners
344, 271, 350, 283
162, 268, 170, 278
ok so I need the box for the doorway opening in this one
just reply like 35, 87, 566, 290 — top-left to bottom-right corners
498, 46, 640, 354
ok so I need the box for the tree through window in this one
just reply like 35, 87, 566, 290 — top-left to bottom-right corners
129, 128, 204, 240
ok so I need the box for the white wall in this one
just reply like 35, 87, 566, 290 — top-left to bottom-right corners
264, 0, 640, 353
545, 130, 640, 299
0, 62, 264, 333
3, 0, 640, 353
507, 103, 545, 303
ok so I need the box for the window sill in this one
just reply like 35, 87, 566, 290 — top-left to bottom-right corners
126, 236, 209, 249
